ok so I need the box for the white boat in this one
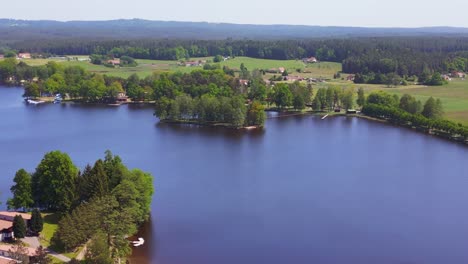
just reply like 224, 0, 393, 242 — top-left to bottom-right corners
26, 99, 45, 105
131, 237, 145, 247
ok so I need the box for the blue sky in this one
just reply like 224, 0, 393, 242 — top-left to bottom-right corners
2, 0, 468, 27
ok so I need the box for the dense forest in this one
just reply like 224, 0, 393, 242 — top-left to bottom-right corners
4, 37, 468, 84
2, 19, 468, 41
6, 150, 154, 263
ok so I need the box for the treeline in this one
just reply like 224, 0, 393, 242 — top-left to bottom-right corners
7, 150, 154, 262
360, 91, 468, 142
6, 37, 468, 77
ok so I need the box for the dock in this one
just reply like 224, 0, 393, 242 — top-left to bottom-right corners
321, 114, 329, 120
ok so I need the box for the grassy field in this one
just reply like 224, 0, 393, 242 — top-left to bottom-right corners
11, 56, 341, 79
5, 56, 468, 124
323, 79, 468, 125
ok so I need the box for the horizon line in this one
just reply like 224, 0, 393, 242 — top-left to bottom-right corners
0, 18, 466, 29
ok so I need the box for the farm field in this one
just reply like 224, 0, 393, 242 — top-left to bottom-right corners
8, 56, 341, 79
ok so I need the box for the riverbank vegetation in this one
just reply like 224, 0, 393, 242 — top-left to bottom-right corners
6, 150, 154, 263
360, 91, 468, 142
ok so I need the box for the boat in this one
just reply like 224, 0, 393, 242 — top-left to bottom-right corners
26, 99, 45, 105
131, 237, 145, 247
54, 94, 63, 104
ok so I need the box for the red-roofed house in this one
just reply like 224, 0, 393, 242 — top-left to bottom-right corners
0, 244, 37, 260
285, 76, 304, 82
0, 212, 31, 240
107, 58, 121, 66
0, 256, 15, 264
0, 212, 32, 222
0, 220, 13, 242
239, 79, 249, 86
303, 57, 318, 63
0, 55, 4, 59
17, 53, 31, 59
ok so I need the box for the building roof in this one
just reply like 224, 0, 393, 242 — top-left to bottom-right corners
0, 245, 37, 256
0, 211, 32, 220
0, 257, 15, 264
0, 220, 13, 231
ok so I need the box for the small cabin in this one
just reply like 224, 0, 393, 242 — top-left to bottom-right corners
346, 109, 357, 114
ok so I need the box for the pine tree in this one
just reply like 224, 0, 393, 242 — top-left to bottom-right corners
13, 215, 27, 239
30, 208, 44, 235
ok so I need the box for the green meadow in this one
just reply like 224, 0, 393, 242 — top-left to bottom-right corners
6, 57, 468, 124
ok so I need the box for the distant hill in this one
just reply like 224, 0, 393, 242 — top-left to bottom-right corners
1, 19, 468, 41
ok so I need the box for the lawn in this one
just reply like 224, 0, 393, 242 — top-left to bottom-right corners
325, 79, 468, 125
40, 213, 61, 248
40, 213, 80, 260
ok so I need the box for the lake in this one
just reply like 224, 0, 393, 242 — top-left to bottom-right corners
1, 86, 468, 264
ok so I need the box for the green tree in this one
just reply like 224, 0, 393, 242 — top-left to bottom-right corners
422, 97, 444, 119
32, 151, 79, 212
311, 95, 322, 111
399, 94, 422, 114
426, 72, 447, 86
341, 88, 355, 110
356, 87, 365, 107
85, 232, 112, 264
13, 215, 27, 239
293, 94, 305, 110
23, 83, 41, 98
30, 208, 44, 235
105, 81, 124, 101
7, 169, 34, 211
246, 101, 266, 127
273, 83, 293, 109
213, 55, 223, 63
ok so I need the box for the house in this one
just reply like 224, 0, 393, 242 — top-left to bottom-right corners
116, 92, 128, 103
0, 244, 37, 260
0, 212, 31, 234
303, 57, 318, 63
107, 58, 121, 66
0, 220, 13, 242
441, 74, 452, 81
239, 79, 249, 86
346, 74, 355, 81
285, 76, 304, 82
451, 71, 466, 78
0, 54, 4, 59
185, 61, 202, 67
0, 256, 15, 264
0, 212, 32, 224
278, 67, 285, 73
17, 53, 31, 59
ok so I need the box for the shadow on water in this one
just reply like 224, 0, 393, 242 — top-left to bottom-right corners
155, 122, 266, 141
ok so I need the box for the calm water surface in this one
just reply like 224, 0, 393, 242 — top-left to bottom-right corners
1, 86, 468, 264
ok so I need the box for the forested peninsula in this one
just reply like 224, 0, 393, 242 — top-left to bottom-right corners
5, 150, 154, 263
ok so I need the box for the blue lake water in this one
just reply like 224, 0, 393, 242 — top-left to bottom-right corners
1, 86, 468, 264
